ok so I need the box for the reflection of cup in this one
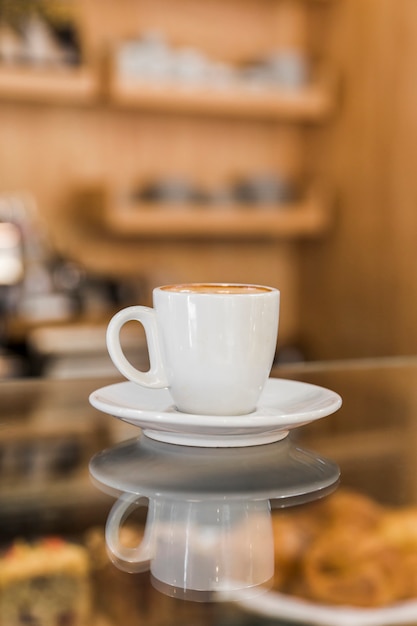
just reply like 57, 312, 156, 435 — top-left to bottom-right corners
106, 283, 279, 415
105, 492, 274, 594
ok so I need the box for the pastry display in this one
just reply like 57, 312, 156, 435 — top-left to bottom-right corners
0, 537, 91, 626
272, 488, 417, 608
5, 492, 417, 622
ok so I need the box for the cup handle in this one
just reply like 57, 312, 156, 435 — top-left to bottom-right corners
106, 306, 169, 388
105, 492, 153, 573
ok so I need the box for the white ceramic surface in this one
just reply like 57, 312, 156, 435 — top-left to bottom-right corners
234, 589, 417, 626
89, 377, 342, 447
106, 283, 279, 416
105, 492, 274, 593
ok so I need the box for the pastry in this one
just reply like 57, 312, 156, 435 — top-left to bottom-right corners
0, 537, 91, 626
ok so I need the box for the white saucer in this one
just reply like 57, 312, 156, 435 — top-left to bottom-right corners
233, 589, 417, 626
89, 378, 342, 447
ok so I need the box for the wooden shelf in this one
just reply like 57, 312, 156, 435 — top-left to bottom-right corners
104, 188, 332, 240
0, 65, 99, 104
0, 63, 335, 121
108, 74, 335, 121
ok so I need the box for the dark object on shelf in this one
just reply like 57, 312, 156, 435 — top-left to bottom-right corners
232, 174, 302, 206
132, 178, 207, 205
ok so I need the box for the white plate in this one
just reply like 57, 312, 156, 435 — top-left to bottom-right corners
235, 589, 417, 626
89, 378, 342, 447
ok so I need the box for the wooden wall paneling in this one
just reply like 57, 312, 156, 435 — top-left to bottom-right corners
384, 1, 417, 355
0, 103, 110, 208
298, 0, 417, 359
81, 0, 290, 63
269, 0, 309, 54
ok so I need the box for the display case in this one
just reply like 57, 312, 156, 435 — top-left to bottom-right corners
2, 357, 417, 624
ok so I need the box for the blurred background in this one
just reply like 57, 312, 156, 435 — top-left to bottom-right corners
0, 0, 416, 379
2, 3, 417, 623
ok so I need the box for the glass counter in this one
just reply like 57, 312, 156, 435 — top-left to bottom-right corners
1, 356, 417, 625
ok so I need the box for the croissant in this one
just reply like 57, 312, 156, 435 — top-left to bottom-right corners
271, 489, 417, 607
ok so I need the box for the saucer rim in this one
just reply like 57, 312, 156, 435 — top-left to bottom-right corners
89, 377, 342, 432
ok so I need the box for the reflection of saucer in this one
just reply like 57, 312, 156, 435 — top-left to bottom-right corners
89, 378, 342, 447
89, 435, 340, 502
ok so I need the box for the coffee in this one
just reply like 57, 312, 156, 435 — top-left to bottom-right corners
161, 283, 271, 295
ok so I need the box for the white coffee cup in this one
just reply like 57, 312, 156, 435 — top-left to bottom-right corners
106, 283, 280, 415
105, 492, 274, 594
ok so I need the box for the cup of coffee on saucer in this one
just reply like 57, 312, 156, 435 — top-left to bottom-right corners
106, 283, 280, 416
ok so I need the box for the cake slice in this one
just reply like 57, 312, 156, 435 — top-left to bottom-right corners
0, 537, 91, 626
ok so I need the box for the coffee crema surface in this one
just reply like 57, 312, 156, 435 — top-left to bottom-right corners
161, 284, 272, 295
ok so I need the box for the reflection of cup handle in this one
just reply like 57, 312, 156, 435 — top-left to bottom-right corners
106, 306, 169, 388
105, 493, 153, 573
